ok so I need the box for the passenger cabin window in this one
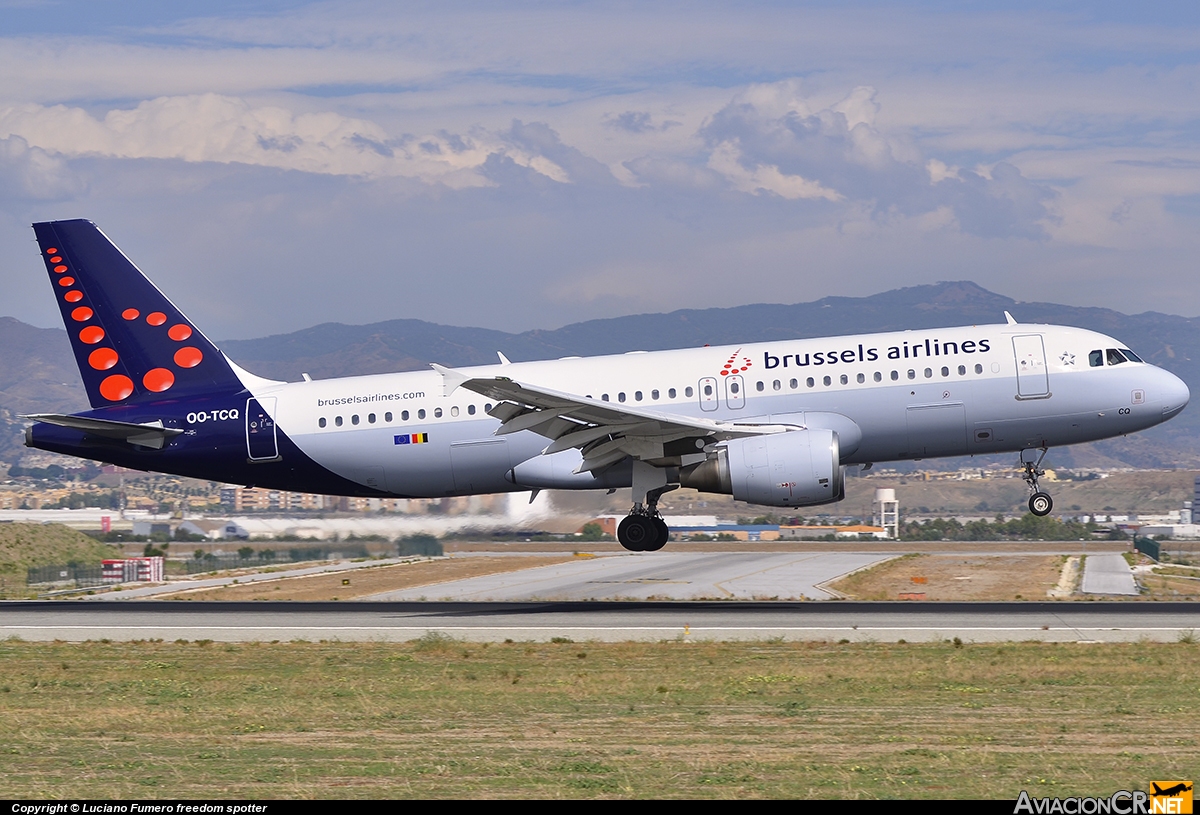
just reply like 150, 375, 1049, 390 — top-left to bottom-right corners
974, 364, 983, 374
450, 406, 459, 417
773, 380, 781, 391
385, 412, 393, 422
468, 405, 476, 415
703, 383, 713, 396
685, 387, 693, 397
822, 375, 831, 386
418, 409, 426, 419
857, 373, 865, 384
618, 392, 626, 402
668, 388, 676, 398
957, 365, 966, 375
335, 416, 343, 427
874, 372, 882, 382
402, 410, 409, 421
434, 407, 443, 418
840, 374, 848, 385
806, 377, 815, 388
890, 371, 899, 381
368, 413, 376, 423
1089, 350, 1103, 367
318, 417, 327, 428
351, 415, 359, 425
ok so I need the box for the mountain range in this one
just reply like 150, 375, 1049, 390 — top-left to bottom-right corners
3, 281, 1197, 470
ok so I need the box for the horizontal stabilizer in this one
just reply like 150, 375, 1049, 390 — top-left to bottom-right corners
24, 414, 184, 450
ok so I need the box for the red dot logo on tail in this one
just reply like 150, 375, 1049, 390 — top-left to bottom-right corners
88, 348, 118, 371
64, 290, 83, 303
122, 308, 139, 320
99, 375, 134, 402
79, 326, 105, 344
143, 368, 175, 393
174, 347, 203, 368
71, 306, 93, 322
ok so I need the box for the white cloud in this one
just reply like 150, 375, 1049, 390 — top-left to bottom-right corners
0, 95, 574, 185
706, 140, 842, 201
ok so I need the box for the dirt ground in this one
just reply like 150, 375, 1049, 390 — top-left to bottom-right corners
159, 555, 577, 601
829, 554, 1069, 600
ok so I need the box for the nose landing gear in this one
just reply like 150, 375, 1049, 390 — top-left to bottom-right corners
1020, 448, 1053, 517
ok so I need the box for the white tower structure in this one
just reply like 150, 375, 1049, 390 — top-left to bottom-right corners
874, 488, 899, 539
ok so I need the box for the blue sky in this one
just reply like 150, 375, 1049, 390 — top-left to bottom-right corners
2, 1, 1199, 338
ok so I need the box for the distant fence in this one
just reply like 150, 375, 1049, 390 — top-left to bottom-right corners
1134, 536, 1161, 561
27, 564, 105, 588
184, 545, 372, 574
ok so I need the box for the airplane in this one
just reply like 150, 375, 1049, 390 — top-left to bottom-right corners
1151, 783, 1193, 798
21, 219, 1191, 551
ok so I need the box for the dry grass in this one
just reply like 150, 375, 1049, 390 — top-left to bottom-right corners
0, 638, 1195, 799
164, 556, 577, 601
830, 554, 1067, 600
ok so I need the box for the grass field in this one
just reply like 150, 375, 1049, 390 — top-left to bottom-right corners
1, 637, 1195, 799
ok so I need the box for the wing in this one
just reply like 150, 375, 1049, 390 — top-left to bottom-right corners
432, 365, 797, 474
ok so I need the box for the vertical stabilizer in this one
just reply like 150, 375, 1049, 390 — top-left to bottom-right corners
33, 219, 248, 408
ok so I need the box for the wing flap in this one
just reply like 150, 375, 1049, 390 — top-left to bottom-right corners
437, 366, 794, 470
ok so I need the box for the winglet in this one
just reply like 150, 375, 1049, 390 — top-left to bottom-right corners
1004, 311, 1018, 325
497, 351, 511, 365
431, 363, 470, 396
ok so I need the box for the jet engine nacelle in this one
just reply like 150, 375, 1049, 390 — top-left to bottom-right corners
680, 428, 844, 507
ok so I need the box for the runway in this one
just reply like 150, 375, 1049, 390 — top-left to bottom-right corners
2, 600, 1198, 642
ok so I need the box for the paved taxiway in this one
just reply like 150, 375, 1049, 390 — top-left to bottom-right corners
2, 601, 1197, 642
368, 552, 897, 601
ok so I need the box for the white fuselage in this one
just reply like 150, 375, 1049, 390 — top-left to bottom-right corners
235, 322, 1189, 498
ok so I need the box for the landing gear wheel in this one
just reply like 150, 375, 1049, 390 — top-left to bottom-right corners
1029, 492, 1053, 517
643, 518, 669, 552
618, 515, 656, 551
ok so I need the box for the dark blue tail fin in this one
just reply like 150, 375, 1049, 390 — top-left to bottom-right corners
33, 219, 246, 408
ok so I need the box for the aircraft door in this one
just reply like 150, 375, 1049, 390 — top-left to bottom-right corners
698, 377, 718, 411
725, 374, 745, 409
246, 397, 280, 461
1012, 334, 1050, 399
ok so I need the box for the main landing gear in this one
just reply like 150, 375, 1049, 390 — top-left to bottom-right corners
1021, 448, 1054, 517
617, 462, 676, 552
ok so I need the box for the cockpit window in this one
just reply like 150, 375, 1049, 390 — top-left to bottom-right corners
1089, 350, 1103, 367
1106, 348, 1128, 366
1121, 348, 1143, 363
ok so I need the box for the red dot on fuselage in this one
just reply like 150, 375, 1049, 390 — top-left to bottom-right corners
720, 370, 729, 376
174, 346, 203, 368
99, 374, 133, 402
168, 324, 192, 341
46, 248, 57, 254
122, 308, 140, 320
54, 265, 68, 273
71, 306, 93, 322
88, 348, 118, 371
50, 256, 62, 263
146, 312, 166, 326
58, 276, 74, 287
64, 290, 83, 303
143, 368, 174, 392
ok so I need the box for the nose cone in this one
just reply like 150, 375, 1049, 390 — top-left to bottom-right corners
1158, 368, 1190, 420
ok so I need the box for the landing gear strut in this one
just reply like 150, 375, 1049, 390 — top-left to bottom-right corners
1020, 448, 1053, 517
617, 462, 676, 551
